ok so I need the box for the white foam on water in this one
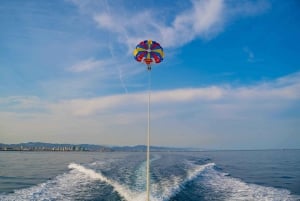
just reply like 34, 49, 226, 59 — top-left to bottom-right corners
68, 163, 161, 201
67, 162, 163, 201
199, 164, 300, 201
1, 161, 298, 201
0, 164, 97, 201
68, 163, 134, 200
133, 159, 147, 192
0, 162, 137, 201
133, 154, 161, 192
150, 162, 215, 201
68, 162, 212, 201
0, 162, 216, 201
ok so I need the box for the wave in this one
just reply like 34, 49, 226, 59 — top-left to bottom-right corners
68, 163, 134, 200
0, 160, 299, 201
69, 162, 213, 201
0, 164, 95, 201
0, 161, 212, 201
151, 162, 215, 201
132, 154, 161, 192
197, 164, 300, 201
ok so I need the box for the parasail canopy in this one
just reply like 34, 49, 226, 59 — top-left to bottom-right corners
133, 40, 164, 70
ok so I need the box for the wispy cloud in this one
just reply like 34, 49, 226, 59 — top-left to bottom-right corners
160, 0, 224, 46
50, 71, 300, 118
48, 86, 223, 116
68, 58, 105, 73
3, 71, 300, 116
226, 0, 270, 17
243, 47, 264, 63
93, 0, 224, 48
1, 72, 299, 147
243, 47, 255, 62
79, 0, 270, 49
0, 96, 45, 112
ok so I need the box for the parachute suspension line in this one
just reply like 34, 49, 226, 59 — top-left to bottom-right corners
146, 66, 151, 201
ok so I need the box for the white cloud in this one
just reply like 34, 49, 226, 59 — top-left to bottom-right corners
1, 72, 299, 148
160, 0, 224, 46
93, 0, 224, 48
94, 13, 117, 32
68, 58, 106, 73
0, 96, 45, 111
46, 71, 300, 118
87, 0, 269, 49
46, 86, 224, 117
3, 72, 300, 118
226, 0, 270, 17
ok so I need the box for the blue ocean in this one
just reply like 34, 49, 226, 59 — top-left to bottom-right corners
0, 150, 299, 201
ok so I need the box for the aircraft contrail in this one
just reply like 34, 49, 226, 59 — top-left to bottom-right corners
104, 0, 128, 94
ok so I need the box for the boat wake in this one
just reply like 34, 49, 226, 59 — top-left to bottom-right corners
68, 162, 215, 201
0, 159, 299, 201
195, 163, 299, 201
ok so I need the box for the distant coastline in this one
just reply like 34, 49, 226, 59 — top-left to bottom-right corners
0, 142, 191, 152
1, 142, 297, 152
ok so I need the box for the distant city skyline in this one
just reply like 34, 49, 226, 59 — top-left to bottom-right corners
0, 142, 188, 152
0, 0, 299, 149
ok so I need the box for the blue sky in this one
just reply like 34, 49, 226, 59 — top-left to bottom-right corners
0, 0, 299, 149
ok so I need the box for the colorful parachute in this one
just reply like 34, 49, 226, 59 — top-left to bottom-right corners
133, 40, 164, 70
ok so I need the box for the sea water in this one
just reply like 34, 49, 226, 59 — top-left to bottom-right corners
0, 150, 299, 201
